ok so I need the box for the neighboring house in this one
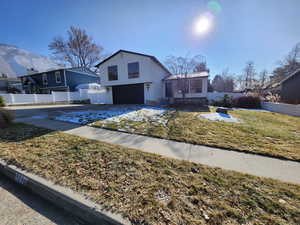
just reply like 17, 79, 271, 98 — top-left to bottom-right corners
0, 77, 22, 93
96, 50, 209, 104
20, 67, 99, 94
280, 69, 300, 103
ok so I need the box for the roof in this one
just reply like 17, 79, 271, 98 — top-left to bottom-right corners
95, 49, 171, 75
20, 67, 97, 78
164, 71, 209, 80
280, 68, 300, 84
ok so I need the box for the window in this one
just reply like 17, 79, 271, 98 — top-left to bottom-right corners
108, 65, 118, 81
42, 73, 48, 85
128, 62, 139, 78
190, 79, 202, 93
55, 71, 61, 83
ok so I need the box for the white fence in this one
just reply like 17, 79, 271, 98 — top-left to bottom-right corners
262, 102, 300, 117
207, 92, 244, 103
0, 88, 109, 105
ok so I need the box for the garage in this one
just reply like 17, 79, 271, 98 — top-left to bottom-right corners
112, 83, 144, 104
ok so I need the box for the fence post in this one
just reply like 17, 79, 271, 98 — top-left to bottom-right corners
79, 89, 82, 100
52, 91, 56, 103
9, 94, 14, 105
67, 91, 71, 102
33, 94, 38, 104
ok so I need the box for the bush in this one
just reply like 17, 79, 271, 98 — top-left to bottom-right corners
0, 96, 5, 107
0, 109, 15, 128
212, 94, 233, 108
233, 96, 261, 108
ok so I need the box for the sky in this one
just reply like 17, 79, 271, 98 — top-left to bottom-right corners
0, 0, 299, 77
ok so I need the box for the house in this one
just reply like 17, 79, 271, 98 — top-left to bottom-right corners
280, 69, 300, 103
20, 67, 99, 94
96, 50, 209, 104
0, 77, 22, 93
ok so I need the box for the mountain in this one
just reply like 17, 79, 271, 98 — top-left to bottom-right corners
0, 43, 62, 78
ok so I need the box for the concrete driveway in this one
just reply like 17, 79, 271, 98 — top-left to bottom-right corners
5, 104, 113, 119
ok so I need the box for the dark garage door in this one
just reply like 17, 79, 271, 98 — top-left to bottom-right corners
112, 83, 144, 104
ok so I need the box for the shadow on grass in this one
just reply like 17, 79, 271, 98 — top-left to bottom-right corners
0, 123, 55, 142
167, 104, 211, 113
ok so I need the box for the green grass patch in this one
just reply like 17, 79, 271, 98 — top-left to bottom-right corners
0, 123, 300, 224
92, 108, 300, 161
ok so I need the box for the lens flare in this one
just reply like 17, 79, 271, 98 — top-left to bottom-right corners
194, 15, 213, 35
207, 0, 222, 15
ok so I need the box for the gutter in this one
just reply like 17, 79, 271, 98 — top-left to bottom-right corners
0, 160, 130, 225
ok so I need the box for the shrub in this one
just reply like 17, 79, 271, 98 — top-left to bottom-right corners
0, 109, 15, 128
0, 96, 5, 107
212, 94, 233, 108
233, 96, 261, 108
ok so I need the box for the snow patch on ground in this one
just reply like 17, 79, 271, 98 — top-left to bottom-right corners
55, 106, 167, 125
199, 113, 241, 123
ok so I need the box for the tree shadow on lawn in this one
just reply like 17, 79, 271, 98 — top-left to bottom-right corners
167, 104, 211, 113
0, 123, 55, 142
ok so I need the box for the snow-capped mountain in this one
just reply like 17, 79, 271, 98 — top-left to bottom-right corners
0, 43, 62, 78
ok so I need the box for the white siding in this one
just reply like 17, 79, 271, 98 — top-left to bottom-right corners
170, 77, 208, 98
98, 51, 170, 104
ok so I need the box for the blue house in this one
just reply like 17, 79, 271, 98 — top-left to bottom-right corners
20, 67, 100, 94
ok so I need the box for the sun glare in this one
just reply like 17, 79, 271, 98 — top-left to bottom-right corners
194, 16, 212, 35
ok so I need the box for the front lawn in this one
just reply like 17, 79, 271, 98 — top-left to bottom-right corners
1, 123, 300, 224
92, 107, 300, 161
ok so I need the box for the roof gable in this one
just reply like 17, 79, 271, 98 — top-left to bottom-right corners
280, 68, 300, 84
96, 50, 171, 75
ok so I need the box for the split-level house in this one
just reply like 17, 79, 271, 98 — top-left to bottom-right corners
96, 50, 209, 104
20, 67, 99, 94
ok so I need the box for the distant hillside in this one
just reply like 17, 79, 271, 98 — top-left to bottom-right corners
0, 43, 62, 78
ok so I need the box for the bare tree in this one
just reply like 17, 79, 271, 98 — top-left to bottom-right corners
273, 42, 300, 81
165, 55, 206, 98
243, 61, 256, 90
211, 68, 235, 92
259, 70, 268, 88
49, 26, 102, 68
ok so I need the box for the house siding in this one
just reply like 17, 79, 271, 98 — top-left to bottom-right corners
281, 71, 300, 103
65, 71, 99, 91
98, 51, 170, 104
22, 70, 67, 93
21, 69, 98, 93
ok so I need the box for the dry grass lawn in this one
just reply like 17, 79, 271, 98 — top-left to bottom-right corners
92, 108, 300, 161
0, 123, 300, 225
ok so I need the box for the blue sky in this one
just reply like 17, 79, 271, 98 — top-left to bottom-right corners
0, 0, 299, 77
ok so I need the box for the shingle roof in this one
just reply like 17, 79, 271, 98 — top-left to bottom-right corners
280, 68, 300, 84
95, 50, 171, 75
20, 67, 97, 77
164, 71, 209, 80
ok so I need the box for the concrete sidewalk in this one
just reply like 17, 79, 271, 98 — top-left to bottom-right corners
17, 117, 300, 184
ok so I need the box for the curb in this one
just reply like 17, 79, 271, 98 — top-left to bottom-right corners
0, 160, 130, 225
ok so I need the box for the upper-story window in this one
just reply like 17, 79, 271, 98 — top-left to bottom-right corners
108, 65, 118, 81
190, 78, 202, 93
55, 71, 61, 83
128, 62, 139, 79
42, 73, 48, 85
